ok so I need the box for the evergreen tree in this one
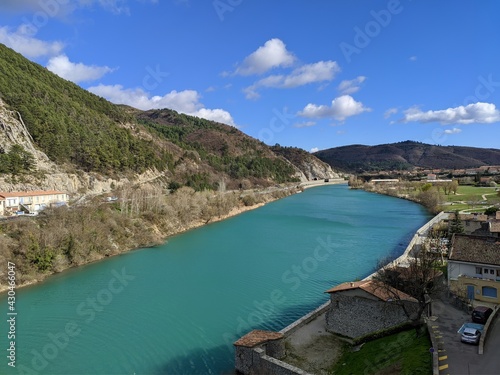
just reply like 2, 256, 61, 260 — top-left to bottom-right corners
448, 210, 464, 237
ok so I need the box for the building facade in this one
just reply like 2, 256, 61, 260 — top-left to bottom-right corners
0, 191, 69, 215
448, 234, 500, 304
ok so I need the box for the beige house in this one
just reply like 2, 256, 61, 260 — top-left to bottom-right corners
448, 234, 500, 304
0, 191, 69, 215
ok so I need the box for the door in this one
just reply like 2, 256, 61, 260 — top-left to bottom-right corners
467, 285, 475, 300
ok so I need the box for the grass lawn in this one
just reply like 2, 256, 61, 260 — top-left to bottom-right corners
331, 329, 432, 375
443, 186, 499, 212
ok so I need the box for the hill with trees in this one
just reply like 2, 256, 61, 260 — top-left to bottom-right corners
314, 141, 500, 173
0, 43, 336, 192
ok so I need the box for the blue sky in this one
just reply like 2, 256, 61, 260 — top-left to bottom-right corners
0, 0, 499, 152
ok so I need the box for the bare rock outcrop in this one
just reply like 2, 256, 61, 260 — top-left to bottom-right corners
0, 98, 163, 197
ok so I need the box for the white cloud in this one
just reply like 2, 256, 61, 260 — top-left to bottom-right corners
193, 108, 235, 125
384, 107, 398, 118
294, 121, 316, 128
298, 95, 371, 121
244, 60, 340, 99
337, 76, 366, 95
310, 147, 319, 153
46, 54, 114, 83
443, 127, 462, 134
235, 38, 295, 76
409, 56, 417, 62
400, 102, 500, 124
0, 26, 64, 58
88, 84, 236, 126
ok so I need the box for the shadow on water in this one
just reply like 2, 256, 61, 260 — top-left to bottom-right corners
157, 301, 329, 375
157, 344, 236, 375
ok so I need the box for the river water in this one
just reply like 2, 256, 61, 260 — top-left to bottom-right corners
0, 184, 430, 375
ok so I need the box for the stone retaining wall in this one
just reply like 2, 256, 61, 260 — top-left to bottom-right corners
235, 303, 329, 375
479, 304, 500, 355
251, 348, 312, 375
365, 211, 448, 280
326, 294, 416, 339
279, 301, 330, 336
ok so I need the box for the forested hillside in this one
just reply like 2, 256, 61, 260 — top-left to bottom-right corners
135, 108, 299, 187
0, 43, 335, 190
0, 44, 171, 174
315, 141, 500, 172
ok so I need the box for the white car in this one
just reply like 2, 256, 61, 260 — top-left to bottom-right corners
461, 327, 481, 345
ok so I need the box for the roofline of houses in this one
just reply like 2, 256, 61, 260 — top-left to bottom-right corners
447, 258, 500, 268
0, 191, 67, 198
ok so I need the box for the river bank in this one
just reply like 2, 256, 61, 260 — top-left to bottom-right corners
0, 201, 265, 294
0, 184, 311, 294
0, 179, 352, 294
350, 180, 443, 214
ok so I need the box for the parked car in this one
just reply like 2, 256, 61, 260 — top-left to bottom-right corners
461, 327, 481, 345
472, 306, 493, 324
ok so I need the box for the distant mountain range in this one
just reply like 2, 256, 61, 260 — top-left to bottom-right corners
314, 141, 500, 173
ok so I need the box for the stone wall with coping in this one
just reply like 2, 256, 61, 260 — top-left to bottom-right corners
426, 319, 440, 375
479, 304, 500, 355
279, 301, 330, 336
235, 302, 329, 375
235, 342, 312, 375
365, 211, 449, 280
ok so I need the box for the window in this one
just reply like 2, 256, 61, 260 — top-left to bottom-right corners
476, 267, 483, 274
490, 269, 495, 275
482, 286, 498, 298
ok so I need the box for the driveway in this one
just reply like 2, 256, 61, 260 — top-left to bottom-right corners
431, 298, 499, 375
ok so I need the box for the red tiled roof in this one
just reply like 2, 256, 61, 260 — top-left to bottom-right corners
233, 330, 283, 348
325, 280, 417, 302
0, 190, 66, 198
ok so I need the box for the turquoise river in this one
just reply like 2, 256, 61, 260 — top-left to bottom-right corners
0, 184, 430, 375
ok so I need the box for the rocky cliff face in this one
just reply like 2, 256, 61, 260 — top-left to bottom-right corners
0, 98, 48, 163
0, 98, 163, 196
293, 156, 341, 181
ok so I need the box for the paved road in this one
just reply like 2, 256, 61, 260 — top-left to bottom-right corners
470, 316, 500, 375
432, 298, 499, 375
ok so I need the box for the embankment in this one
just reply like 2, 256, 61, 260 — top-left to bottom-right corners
0, 184, 302, 294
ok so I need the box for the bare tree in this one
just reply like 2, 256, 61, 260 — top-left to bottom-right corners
373, 243, 444, 333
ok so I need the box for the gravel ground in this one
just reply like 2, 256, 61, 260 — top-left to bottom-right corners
283, 312, 345, 374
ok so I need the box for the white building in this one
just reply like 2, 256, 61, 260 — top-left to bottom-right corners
0, 190, 69, 215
